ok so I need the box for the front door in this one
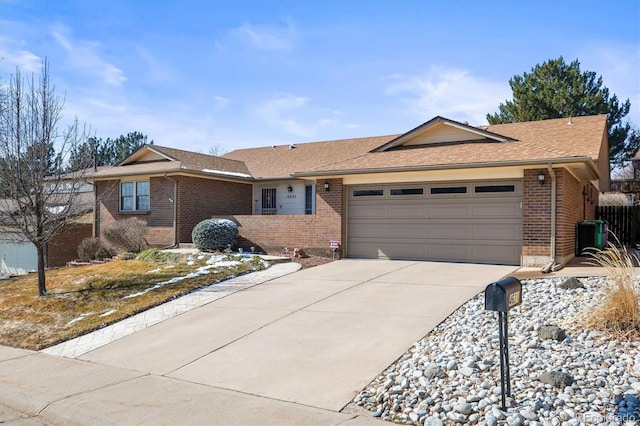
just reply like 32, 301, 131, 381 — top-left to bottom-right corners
261, 188, 277, 215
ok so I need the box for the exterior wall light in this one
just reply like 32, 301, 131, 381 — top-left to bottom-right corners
287, 184, 293, 193
538, 172, 545, 185
324, 181, 330, 191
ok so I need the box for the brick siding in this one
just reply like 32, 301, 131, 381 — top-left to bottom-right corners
175, 176, 252, 243
221, 178, 344, 255
47, 223, 93, 267
95, 177, 252, 248
522, 168, 597, 265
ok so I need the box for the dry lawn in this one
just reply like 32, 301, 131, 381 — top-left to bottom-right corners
0, 253, 265, 350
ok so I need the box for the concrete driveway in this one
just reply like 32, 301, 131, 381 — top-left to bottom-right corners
1, 259, 516, 424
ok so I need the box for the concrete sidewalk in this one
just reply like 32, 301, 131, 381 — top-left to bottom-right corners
0, 260, 528, 425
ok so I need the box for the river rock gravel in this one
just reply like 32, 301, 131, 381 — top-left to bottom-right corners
352, 276, 640, 425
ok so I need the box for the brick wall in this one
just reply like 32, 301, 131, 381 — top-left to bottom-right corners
176, 176, 252, 243
556, 169, 581, 260
522, 168, 597, 266
95, 176, 252, 247
47, 223, 93, 267
522, 169, 552, 261
221, 178, 344, 255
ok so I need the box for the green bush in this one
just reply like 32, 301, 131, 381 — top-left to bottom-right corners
120, 252, 138, 260
136, 248, 176, 263
77, 238, 115, 262
192, 218, 239, 252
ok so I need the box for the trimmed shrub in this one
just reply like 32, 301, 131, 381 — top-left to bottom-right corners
103, 217, 148, 253
192, 218, 238, 252
77, 238, 115, 262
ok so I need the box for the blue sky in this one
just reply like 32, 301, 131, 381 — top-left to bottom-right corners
1, 0, 639, 154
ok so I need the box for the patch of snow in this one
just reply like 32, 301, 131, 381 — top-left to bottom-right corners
66, 312, 94, 327
122, 256, 256, 299
100, 309, 117, 317
0, 259, 28, 276
213, 261, 241, 268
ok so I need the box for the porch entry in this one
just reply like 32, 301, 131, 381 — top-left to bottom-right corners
261, 188, 277, 215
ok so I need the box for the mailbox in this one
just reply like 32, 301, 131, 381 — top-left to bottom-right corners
485, 277, 522, 312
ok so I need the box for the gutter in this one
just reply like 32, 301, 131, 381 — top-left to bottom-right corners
163, 173, 179, 248
291, 156, 600, 178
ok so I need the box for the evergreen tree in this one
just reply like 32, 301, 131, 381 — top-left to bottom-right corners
487, 57, 632, 166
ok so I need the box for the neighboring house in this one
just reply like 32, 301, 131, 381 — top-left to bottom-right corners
91, 115, 609, 267
609, 150, 640, 204
0, 190, 94, 273
0, 230, 37, 275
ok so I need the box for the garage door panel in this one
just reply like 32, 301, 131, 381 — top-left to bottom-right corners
471, 203, 521, 218
471, 224, 521, 240
428, 204, 471, 218
347, 180, 522, 265
387, 223, 428, 238
349, 205, 388, 219
426, 224, 473, 239
349, 222, 388, 238
386, 204, 427, 219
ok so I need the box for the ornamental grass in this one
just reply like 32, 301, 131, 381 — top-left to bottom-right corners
577, 235, 640, 339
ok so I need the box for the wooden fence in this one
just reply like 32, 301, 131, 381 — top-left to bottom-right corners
597, 205, 640, 247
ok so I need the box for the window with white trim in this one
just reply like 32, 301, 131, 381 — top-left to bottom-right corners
121, 181, 149, 211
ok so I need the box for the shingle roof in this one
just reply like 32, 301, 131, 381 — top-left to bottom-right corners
222, 135, 395, 179
92, 145, 252, 180
95, 115, 607, 181
287, 115, 608, 176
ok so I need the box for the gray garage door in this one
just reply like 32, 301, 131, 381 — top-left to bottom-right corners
347, 181, 522, 265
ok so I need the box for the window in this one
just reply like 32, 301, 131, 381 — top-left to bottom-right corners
390, 188, 424, 196
121, 181, 149, 211
305, 185, 314, 214
430, 186, 467, 195
353, 189, 384, 197
475, 185, 515, 193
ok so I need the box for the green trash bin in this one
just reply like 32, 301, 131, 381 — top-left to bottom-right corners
576, 220, 606, 255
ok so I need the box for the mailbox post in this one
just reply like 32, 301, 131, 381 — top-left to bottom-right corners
485, 277, 522, 411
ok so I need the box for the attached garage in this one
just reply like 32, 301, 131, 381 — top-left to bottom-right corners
347, 180, 523, 265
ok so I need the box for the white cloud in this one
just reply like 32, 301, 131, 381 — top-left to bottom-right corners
579, 43, 640, 126
0, 47, 41, 74
230, 21, 295, 51
136, 46, 175, 83
213, 96, 231, 111
51, 24, 126, 87
385, 66, 511, 125
254, 93, 340, 138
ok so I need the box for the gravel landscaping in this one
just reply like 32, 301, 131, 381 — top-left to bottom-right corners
353, 276, 640, 425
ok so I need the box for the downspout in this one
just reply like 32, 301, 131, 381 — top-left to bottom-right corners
163, 173, 178, 248
548, 164, 556, 262
542, 163, 558, 273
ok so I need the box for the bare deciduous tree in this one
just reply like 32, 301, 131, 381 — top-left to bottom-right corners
0, 60, 93, 296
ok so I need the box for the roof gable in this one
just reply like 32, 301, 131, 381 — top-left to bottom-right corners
93, 145, 252, 181
119, 146, 176, 165
374, 116, 514, 152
